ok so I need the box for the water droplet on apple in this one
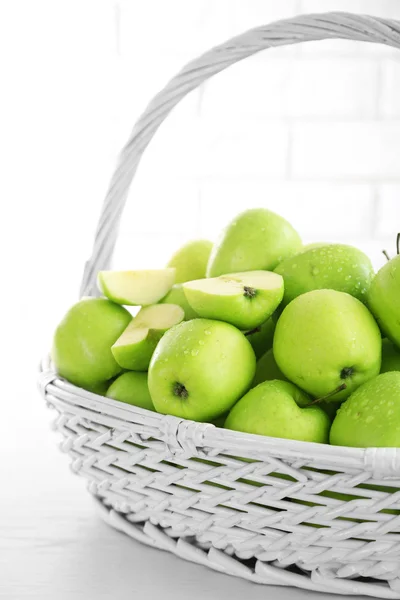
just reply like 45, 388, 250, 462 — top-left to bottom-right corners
345, 275, 352, 281
204, 330, 211, 335
365, 415, 374, 423
337, 267, 343, 272
191, 349, 199, 356
198, 340, 205, 346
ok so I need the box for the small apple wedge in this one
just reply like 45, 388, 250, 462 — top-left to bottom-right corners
112, 303, 184, 370
183, 271, 284, 330
98, 268, 175, 306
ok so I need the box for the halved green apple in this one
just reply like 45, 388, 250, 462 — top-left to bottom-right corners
98, 269, 175, 306
111, 303, 184, 370
183, 271, 284, 329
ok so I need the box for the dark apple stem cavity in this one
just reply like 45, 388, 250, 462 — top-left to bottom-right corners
310, 383, 347, 405
243, 286, 257, 299
173, 382, 189, 400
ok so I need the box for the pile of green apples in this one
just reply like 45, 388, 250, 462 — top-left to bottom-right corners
52, 208, 400, 448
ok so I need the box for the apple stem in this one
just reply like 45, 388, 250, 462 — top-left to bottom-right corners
244, 326, 261, 337
382, 249, 391, 262
397, 233, 400, 256
310, 383, 347, 405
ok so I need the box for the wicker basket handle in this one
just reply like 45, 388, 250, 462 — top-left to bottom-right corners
80, 11, 400, 297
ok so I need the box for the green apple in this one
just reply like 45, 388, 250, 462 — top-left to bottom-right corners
167, 239, 213, 283
368, 249, 400, 347
106, 371, 154, 411
274, 244, 374, 307
252, 349, 288, 387
274, 290, 382, 401
301, 242, 329, 251
52, 298, 132, 388
207, 208, 302, 277
183, 271, 284, 330
244, 317, 275, 359
160, 284, 198, 320
112, 304, 184, 370
148, 319, 256, 421
381, 338, 400, 373
330, 372, 400, 447
86, 379, 113, 395
97, 268, 175, 305
224, 380, 330, 443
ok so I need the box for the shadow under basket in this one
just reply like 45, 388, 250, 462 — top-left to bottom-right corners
38, 12, 400, 599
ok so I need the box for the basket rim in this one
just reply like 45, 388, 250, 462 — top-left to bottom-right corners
39, 354, 400, 478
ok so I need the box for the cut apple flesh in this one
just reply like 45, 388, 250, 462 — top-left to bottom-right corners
183, 270, 284, 330
130, 303, 184, 329
97, 269, 176, 306
111, 303, 184, 370
184, 271, 283, 297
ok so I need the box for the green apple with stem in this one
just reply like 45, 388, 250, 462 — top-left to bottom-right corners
252, 348, 288, 387
112, 304, 184, 371
160, 284, 198, 320
167, 239, 213, 283
98, 268, 175, 305
274, 290, 382, 402
106, 371, 154, 411
244, 317, 275, 359
148, 319, 256, 421
183, 271, 284, 330
368, 234, 400, 348
381, 338, 400, 373
207, 208, 302, 277
224, 380, 330, 443
52, 298, 132, 389
274, 244, 374, 307
330, 372, 400, 447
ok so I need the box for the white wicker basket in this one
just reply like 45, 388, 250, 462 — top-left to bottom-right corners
38, 12, 400, 598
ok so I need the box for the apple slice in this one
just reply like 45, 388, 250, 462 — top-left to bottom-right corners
111, 303, 184, 370
98, 269, 175, 306
183, 270, 284, 329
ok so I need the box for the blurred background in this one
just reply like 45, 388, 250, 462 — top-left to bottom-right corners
1, 0, 400, 435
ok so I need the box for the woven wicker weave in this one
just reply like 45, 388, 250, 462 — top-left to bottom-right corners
39, 12, 400, 598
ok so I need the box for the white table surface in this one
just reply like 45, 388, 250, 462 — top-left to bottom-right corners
0, 365, 366, 600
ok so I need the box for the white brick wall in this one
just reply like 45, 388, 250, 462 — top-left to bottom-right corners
111, 0, 400, 272
8, 0, 400, 324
